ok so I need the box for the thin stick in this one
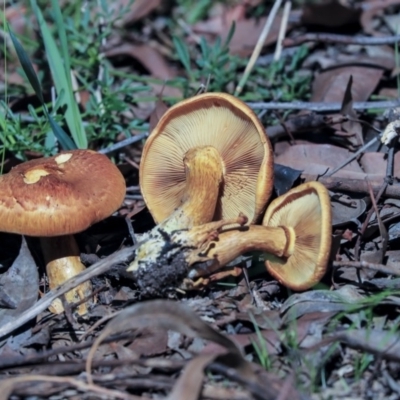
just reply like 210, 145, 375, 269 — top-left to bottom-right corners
333, 261, 400, 277
274, 0, 291, 61
98, 132, 148, 154
302, 175, 400, 198
1, 375, 142, 400
234, 0, 283, 96
0, 246, 135, 340
283, 33, 400, 47
247, 99, 400, 112
324, 136, 380, 177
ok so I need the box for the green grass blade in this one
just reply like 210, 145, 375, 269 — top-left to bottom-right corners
51, 0, 73, 96
31, 0, 87, 148
8, 26, 45, 104
8, 24, 76, 150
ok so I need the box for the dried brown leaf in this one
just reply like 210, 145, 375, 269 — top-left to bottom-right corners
86, 300, 258, 387
0, 237, 38, 348
311, 66, 383, 103
105, 44, 176, 81
340, 75, 364, 147
166, 354, 217, 400
149, 98, 169, 132
280, 285, 365, 323
334, 329, 400, 362
275, 143, 368, 179
360, 0, 400, 36
193, 10, 296, 57
112, 0, 161, 26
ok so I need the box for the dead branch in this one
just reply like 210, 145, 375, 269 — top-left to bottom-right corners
247, 100, 400, 112
303, 175, 400, 199
0, 246, 135, 340
283, 33, 400, 47
333, 261, 400, 277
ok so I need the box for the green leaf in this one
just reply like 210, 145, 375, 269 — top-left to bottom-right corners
173, 36, 192, 78
8, 27, 45, 104
7, 24, 76, 150
31, 0, 87, 148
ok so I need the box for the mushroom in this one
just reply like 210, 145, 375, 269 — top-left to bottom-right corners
0, 150, 126, 314
186, 182, 332, 291
140, 92, 273, 228
128, 92, 274, 291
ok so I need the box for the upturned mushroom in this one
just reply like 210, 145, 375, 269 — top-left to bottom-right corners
186, 182, 332, 291
0, 150, 126, 314
128, 93, 274, 292
141, 92, 274, 227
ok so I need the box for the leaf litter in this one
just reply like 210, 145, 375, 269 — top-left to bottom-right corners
2, 0, 400, 399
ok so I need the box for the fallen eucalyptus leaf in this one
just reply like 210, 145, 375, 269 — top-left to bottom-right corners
0, 237, 38, 350
86, 300, 281, 400
280, 285, 364, 323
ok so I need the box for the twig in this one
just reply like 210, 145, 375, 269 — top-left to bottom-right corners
93, 0, 107, 115
354, 182, 387, 263
266, 113, 337, 140
1, 375, 141, 400
247, 100, 400, 112
302, 175, 400, 198
98, 132, 148, 154
235, 0, 283, 96
273, 0, 291, 61
324, 136, 380, 177
283, 33, 400, 47
0, 246, 135, 340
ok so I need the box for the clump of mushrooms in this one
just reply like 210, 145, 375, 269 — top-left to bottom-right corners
127, 92, 274, 295
185, 181, 332, 291
0, 150, 126, 314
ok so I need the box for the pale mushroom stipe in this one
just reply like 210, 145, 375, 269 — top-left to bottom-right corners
187, 182, 332, 291
0, 150, 126, 314
127, 92, 274, 296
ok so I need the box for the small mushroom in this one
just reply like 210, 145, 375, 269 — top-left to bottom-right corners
128, 93, 274, 289
187, 182, 332, 290
0, 150, 126, 314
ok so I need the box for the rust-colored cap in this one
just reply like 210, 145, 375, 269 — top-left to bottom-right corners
262, 182, 332, 290
140, 92, 274, 224
0, 150, 126, 236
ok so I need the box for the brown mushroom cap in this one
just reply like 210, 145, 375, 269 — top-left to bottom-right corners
0, 150, 126, 236
140, 92, 274, 224
262, 181, 332, 290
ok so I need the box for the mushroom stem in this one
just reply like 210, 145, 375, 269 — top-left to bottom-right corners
40, 236, 93, 315
159, 145, 224, 232
187, 225, 295, 278
130, 146, 225, 273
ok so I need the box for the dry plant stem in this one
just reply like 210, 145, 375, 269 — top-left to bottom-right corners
40, 236, 92, 315
0, 246, 134, 340
333, 260, 400, 277
247, 100, 400, 112
283, 33, 400, 47
324, 136, 380, 177
188, 225, 293, 278
235, 0, 283, 96
354, 182, 388, 263
1, 375, 142, 400
273, 0, 291, 61
302, 175, 400, 198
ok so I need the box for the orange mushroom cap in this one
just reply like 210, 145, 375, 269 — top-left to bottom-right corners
262, 181, 332, 290
0, 150, 126, 236
140, 92, 274, 224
